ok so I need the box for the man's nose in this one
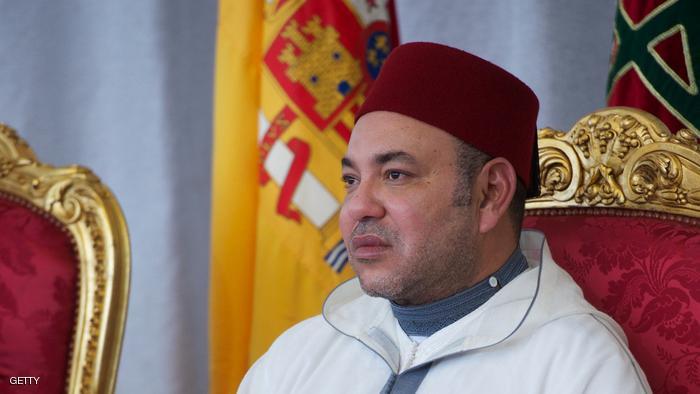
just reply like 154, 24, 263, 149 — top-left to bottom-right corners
344, 180, 385, 221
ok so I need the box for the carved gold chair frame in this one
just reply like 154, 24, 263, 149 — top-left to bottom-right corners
0, 124, 130, 393
526, 107, 700, 222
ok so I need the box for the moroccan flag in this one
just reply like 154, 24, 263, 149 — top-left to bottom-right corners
607, 0, 699, 136
210, 0, 397, 392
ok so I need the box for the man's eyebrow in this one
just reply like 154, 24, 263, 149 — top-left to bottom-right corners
375, 150, 416, 165
341, 157, 355, 169
341, 151, 417, 169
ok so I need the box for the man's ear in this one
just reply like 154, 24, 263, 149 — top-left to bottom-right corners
475, 158, 517, 234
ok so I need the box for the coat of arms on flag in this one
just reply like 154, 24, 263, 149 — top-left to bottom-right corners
257, 0, 396, 281
210, 0, 398, 391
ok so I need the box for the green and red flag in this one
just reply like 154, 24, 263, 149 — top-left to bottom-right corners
607, 0, 699, 136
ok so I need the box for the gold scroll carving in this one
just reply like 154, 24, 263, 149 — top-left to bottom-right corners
527, 107, 700, 220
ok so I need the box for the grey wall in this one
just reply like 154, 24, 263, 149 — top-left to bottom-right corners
0, 1, 616, 392
0, 1, 217, 393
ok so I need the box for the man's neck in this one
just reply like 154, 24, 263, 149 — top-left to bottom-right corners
390, 247, 528, 337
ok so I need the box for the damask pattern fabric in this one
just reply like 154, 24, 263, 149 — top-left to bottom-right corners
524, 214, 700, 394
0, 197, 78, 394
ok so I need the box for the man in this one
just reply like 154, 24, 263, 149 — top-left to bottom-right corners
239, 42, 650, 393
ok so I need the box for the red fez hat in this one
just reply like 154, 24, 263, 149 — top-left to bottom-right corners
356, 42, 540, 197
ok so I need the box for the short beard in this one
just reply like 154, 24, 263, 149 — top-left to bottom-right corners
350, 210, 479, 305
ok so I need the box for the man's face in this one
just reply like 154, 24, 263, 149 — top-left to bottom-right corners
340, 111, 481, 305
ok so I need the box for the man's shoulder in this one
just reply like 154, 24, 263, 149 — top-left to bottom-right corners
525, 313, 650, 392
266, 314, 349, 356
274, 314, 333, 343
535, 312, 629, 350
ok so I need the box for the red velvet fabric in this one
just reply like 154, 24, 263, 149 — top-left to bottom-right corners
524, 214, 700, 394
0, 196, 78, 394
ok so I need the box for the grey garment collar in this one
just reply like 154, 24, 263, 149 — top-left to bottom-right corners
390, 247, 529, 337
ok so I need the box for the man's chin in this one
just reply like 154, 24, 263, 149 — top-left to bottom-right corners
358, 281, 393, 299
348, 255, 387, 271
355, 273, 404, 301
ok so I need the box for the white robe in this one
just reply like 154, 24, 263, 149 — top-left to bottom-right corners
239, 230, 650, 393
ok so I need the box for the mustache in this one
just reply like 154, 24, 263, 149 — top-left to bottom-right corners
351, 221, 397, 243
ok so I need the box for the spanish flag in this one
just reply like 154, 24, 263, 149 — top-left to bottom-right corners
210, 1, 397, 391
607, 0, 699, 135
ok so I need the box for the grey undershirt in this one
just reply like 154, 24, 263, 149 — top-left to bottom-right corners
381, 248, 529, 394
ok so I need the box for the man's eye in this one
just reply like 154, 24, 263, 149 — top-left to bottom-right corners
342, 175, 358, 186
387, 171, 404, 181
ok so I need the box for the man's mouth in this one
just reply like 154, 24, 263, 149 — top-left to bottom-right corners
351, 235, 391, 259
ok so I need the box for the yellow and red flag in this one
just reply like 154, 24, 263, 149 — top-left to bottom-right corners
210, 1, 397, 392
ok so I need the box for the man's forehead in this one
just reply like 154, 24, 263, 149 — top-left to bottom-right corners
343, 124, 428, 168
347, 111, 457, 158
347, 111, 453, 152
351, 110, 442, 135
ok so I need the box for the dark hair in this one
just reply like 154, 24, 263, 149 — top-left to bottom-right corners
453, 141, 526, 235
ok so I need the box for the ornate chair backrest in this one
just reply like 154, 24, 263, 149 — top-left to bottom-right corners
524, 107, 700, 393
0, 125, 130, 393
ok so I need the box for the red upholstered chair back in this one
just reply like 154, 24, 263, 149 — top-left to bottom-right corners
524, 108, 700, 394
0, 195, 78, 393
0, 125, 130, 394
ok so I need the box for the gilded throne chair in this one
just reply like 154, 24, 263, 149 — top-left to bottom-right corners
0, 125, 130, 393
524, 107, 700, 393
